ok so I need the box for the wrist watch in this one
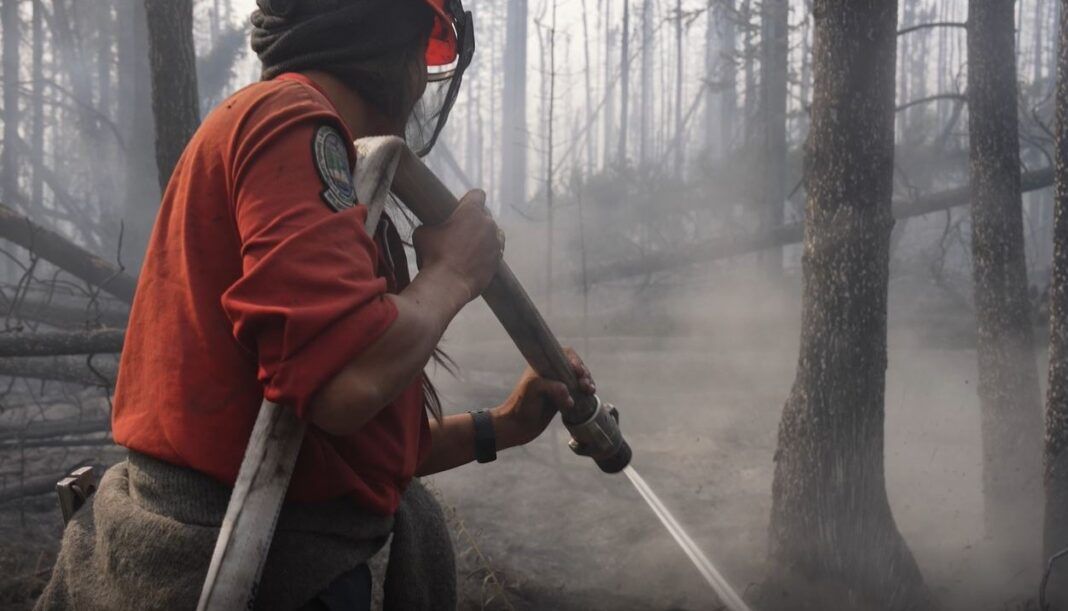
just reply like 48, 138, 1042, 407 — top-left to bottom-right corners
469, 409, 497, 463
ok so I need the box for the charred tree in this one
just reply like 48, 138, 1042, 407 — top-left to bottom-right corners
704, 0, 718, 154
144, 0, 200, 192
967, 0, 1043, 544
617, 0, 630, 162
639, 0, 653, 163
602, 0, 615, 167
766, 1, 930, 608
705, 0, 738, 157
581, 0, 595, 172
1044, 0, 1068, 604
741, 0, 756, 143
30, 0, 42, 209
500, 0, 528, 214
119, 0, 161, 266
673, 0, 683, 174
1, 0, 20, 204
758, 0, 788, 276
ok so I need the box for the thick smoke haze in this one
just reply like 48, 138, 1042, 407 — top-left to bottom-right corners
0, 0, 1064, 609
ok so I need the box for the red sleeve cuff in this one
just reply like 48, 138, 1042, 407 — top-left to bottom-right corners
263, 294, 398, 420
222, 206, 399, 419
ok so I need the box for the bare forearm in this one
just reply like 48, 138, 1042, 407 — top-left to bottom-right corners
308, 265, 470, 436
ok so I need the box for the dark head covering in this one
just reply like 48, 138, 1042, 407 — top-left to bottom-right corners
251, 0, 432, 80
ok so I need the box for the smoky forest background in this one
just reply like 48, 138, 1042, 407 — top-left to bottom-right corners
1, 0, 1068, 610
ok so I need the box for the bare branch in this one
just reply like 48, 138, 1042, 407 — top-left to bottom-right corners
896, 93, 968, 113
897, 21, 968, 37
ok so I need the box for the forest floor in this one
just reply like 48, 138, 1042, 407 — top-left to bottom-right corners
0, 270, 1051, 610
427, 271, 1047, 611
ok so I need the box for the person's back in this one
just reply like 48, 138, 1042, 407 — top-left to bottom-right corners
115, 73, 428, 511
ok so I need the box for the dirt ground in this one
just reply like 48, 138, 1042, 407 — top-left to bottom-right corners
427, 272, 1046, 610
0, 270, 1051, 610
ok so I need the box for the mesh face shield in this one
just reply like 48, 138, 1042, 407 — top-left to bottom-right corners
408, 0, 475, 157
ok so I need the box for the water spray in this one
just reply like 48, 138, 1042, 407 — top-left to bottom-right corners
624, 464, 754, 611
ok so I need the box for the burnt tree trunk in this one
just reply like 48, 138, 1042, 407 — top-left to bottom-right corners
1044, 0, 1068, 604
144, 0, 200, 192
967, 0, 1043, 546
30, 0, 42, 209
618, 0, 630, 162
766, 1, 930, 608
119, 0, 160, 267
638, 0, 652, 164
1, 0, 20, 205
758, 0, 788, 276
714, 0, 738, 157
500, 0, 528, 216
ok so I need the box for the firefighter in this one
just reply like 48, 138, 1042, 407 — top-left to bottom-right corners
36, 1, 594, 609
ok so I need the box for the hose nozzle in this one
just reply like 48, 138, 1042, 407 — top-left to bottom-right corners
564, 395, 632, 474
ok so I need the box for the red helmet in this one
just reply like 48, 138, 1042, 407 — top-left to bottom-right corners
410, 0, 474, 156
423, 0, 473, 82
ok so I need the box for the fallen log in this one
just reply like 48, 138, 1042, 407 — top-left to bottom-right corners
0, 356, 117, 386
0, 294, 128, 329
0, 463, 103, 504
585, 165, 1054, 283
0, 329, 124, 357
0, 472, 63, 503
0, 418, 110, 442
0, 436, 113, 450
0, 202, 138, 304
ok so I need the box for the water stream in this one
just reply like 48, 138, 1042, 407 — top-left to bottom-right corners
622, 465, 755, 611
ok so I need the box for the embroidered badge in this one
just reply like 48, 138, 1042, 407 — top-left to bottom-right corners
313, 125, 356, 211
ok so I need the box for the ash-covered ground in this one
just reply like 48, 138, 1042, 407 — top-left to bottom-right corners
0, 267, 1049, 610
427, 269, 1045, 610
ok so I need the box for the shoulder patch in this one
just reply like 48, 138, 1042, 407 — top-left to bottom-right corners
312, 125, 356, 211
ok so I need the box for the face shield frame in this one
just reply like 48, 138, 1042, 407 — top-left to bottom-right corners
413, 0, 475, 157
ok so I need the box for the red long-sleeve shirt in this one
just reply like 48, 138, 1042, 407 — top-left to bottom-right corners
113, 73, 430, 515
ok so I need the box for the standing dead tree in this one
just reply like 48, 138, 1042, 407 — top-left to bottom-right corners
500, 0, 528, 216
967, 0, 1043, 546
1044, 0, 1068, 604
144, 0, 201, 191
1, 0, 18, 205
765, 0, 930, 608
758, 0, 788, 276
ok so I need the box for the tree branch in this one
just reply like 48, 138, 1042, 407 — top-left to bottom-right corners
897, 21, 968, 37
896, 93, 968, 113
585, 166, 1054, 283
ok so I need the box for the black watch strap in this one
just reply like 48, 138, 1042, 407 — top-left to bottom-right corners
469, 409, 497, 464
